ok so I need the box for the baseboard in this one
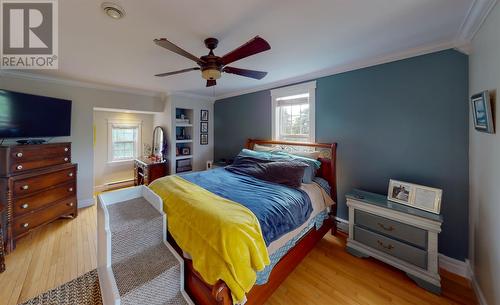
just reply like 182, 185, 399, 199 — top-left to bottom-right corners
335, 217, 349, 233
467, 259, 489, 305
94, 179, 134, 193
78, 197, 95, 208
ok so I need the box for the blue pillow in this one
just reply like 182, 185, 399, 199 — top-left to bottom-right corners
237, 149, 320, 183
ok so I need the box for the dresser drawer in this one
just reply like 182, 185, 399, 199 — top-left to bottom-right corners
354, 226, 427, 269
13, 166, 76, 196
10, 144, 70, 161
10, 155, 71, 173
355, 210, 427, 248
13, 197, 76, 237
13, 181, 76, 216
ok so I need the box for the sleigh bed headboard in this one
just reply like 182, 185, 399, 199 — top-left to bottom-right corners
245, 139, 338, 204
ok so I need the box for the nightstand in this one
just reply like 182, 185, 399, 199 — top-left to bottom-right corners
346, 189, 443, 294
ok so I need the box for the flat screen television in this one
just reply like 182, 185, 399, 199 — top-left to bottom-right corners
0, 89, 72, 138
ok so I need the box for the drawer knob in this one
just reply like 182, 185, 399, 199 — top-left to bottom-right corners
64, 147, 69, 152
16, 152, 23, 157
21, 203, 29, 209
377, 223, 395, 231
377, 240, 394, 250
64, 157, 69, 162
68, 202, 74, 207
22, 185, 29, 190
16, 165, 23, 170
68, 172, 74, 177
68, 187, 74, 192
22, 223, 29, 228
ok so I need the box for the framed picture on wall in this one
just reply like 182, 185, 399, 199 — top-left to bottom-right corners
200, 134, 208, 145
200, 109, 209, 121
200, 121, 208, 133
471, 90, 495, 133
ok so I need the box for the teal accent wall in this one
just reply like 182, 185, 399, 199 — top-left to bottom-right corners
214, 50, 469, 260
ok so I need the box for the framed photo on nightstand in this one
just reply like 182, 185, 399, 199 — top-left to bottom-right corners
388, 179, 442, 214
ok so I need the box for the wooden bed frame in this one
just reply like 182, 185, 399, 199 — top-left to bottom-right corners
169, 139, 338, 305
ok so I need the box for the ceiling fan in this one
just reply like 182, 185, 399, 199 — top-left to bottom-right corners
153, 36, 271, 87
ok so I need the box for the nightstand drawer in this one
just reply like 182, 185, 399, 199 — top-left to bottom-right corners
354, 226, 427, 269
355, 210, 427, 248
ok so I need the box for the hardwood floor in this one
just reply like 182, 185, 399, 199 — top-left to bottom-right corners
0, 205, 476, 305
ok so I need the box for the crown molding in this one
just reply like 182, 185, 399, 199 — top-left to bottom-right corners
455, 0, 498, 46
0, 70, 164, 98
215, 40, 456, 101
168, 91, 216, 103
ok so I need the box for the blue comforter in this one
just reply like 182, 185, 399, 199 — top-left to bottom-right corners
181, 168, 313, 245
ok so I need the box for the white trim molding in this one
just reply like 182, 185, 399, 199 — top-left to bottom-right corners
455, 0, 498, 46
467, 259, 489, 305
438, 254, 471, 279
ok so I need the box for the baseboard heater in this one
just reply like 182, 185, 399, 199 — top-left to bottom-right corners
96, 179, 134, 192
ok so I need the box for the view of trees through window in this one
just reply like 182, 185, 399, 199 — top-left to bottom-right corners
277, 94, 310, 142
111, 127, 137, 160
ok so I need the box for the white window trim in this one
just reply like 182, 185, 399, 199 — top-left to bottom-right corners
107, 119, 142, 164
271, 81, 316, 142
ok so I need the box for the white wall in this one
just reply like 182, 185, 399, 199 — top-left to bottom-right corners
154, 94, 214, 173
0, 72, 164, 207
93, 110, 154, 188
469, 3, 500, 305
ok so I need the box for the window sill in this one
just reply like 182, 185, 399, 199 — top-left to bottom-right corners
107, 159, 135, 166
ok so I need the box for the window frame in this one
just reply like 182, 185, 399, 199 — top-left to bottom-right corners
271, 81, 316, 142
107, 119, 142, 164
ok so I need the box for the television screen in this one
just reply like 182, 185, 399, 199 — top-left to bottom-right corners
0, 89, 72, 138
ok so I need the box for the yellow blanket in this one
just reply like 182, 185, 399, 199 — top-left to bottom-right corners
149, 175, 270, 303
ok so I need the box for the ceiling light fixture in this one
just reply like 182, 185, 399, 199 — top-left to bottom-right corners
102, 2, 125, 20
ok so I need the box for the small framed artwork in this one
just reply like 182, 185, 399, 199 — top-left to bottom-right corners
387, 180, 413, 205
181, 147, 190, 155
200, 110, 209, 122
387, 179, 442, 214
200, 134, 208, 145
200, 121, 208, 133
471, 91, 494, 133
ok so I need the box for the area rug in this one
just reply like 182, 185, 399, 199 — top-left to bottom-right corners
19, 269, 102, 305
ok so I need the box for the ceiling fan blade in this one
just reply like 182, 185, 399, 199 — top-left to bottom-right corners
221, 36, 271, 65
154, 67, 200, 77
223, 66, 267, 80
154, 38, 204, 63
206, 79, 217, 87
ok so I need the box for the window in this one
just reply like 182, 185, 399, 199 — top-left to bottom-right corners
107, 120, 142, 163
271, 81, 316, 142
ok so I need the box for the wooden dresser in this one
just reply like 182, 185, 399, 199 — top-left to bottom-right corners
134, 157, 168, 186
0, 143, 78, 253
346, 189, 443, 294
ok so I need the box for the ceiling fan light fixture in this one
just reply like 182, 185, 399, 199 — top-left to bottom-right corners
102, 2, 125, 19
202, 69, 221, 80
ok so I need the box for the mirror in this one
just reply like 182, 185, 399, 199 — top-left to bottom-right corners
152, 126, 167, 161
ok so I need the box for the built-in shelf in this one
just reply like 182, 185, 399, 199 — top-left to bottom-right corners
176, 155, 193, 160
176, 123, 192, 127
176, 139, 193, 144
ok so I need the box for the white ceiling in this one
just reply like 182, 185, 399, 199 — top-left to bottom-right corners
23, 0, 486, 98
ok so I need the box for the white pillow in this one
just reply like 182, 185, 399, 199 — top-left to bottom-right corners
253, 143, 321, 159
253, 144, 275, 152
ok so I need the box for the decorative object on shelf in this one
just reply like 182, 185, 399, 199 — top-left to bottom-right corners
143, 143, 152, 157
387, 179, 442, 214
471, 90, 495, 133
181, 147, 190, 156
200, 134, 208, 145
346, 189, 443, 294
200, 121, 208, 133
200, 109, 209, 121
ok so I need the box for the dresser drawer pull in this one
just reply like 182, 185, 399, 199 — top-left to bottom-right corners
377, 240, 394, 250
64, 157, 69, 162
68, 187, 74, 192
22, 223, 29, 228
21, 203, 29, 209
16, 152, 23, 157
21, 185, 29, 190
64, 147, 69, 152
68, 172, 74, 177
16, 165, 23, 170
68, 202, 74, 207
377, 222, 395, 231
